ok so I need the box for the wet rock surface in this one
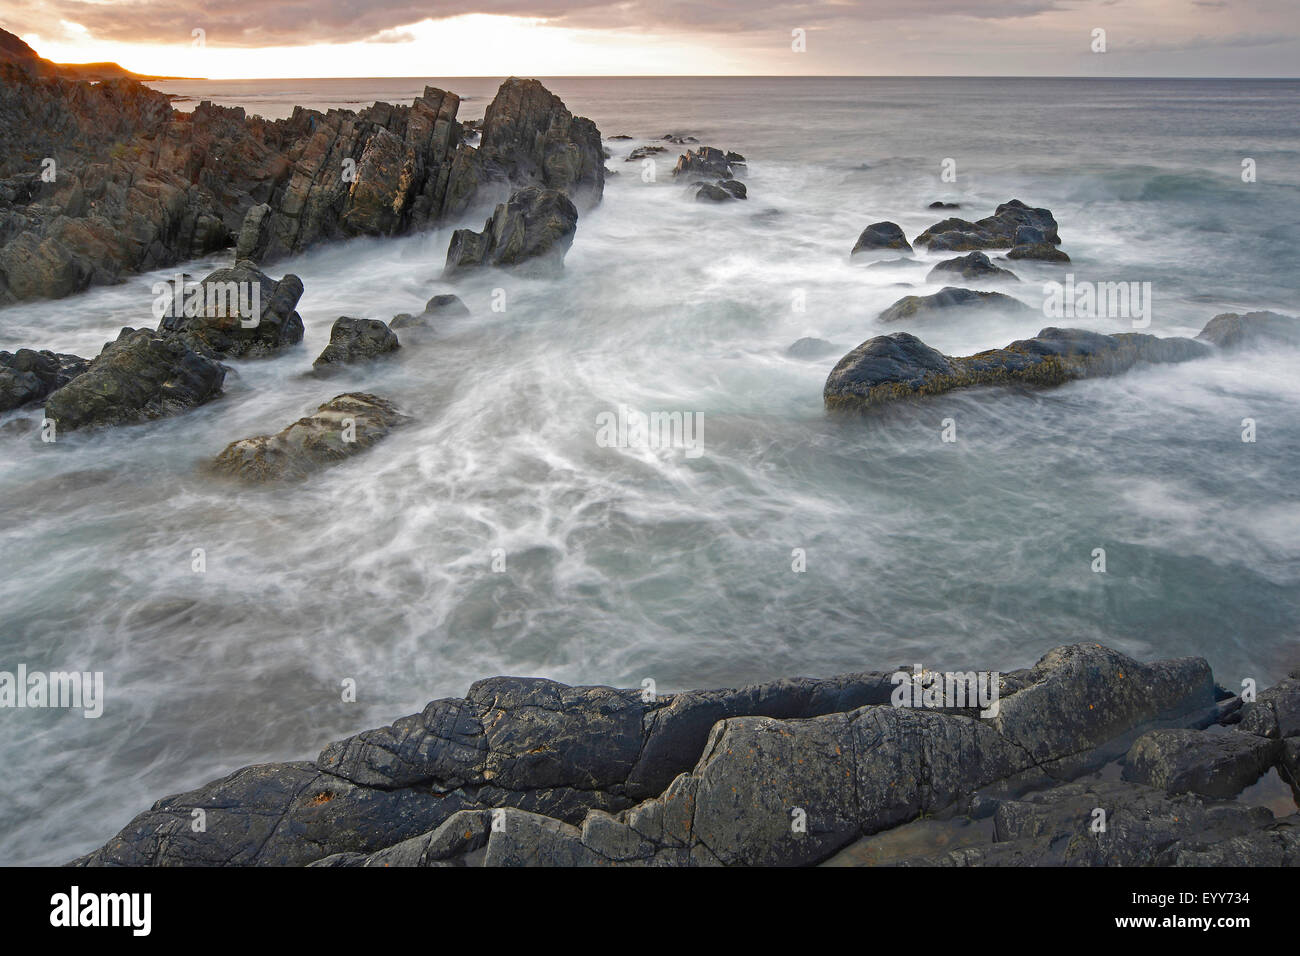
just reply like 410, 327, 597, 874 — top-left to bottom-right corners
820, 311, 1300, 411
158, 260, 305, 359
71, 643, 1298, 866
210, 393, 409, 482
444, 186, 578, 276
916, 199, 1061, 252
0, 348, 89, 411
852, 221, 912, 256
0, 70, 603, 303
878, 286, 1029, 323
43, 328, 226, 430
312, 317, 400, 371
926, 251, 1016, 282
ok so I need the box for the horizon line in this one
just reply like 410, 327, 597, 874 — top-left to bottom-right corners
144, 73, 1300, 82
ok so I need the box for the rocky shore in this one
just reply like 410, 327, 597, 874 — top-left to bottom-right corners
71, 643, 1298, 866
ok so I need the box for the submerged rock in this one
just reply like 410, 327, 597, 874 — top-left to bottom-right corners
851, 221, 912, 256
73, 642, 1299, 868
158, 259, 304, 359
43, 328, 226, 429
1197, 310, 1300, 349
0, 349, 89, 412
626, 145, 667, 162
915, 199, 1060, 251
312, 317, 400, 371
443, 186, 578, 277
390, 294, 471, 330
878, 286, 1030, 323
786, 337, 839, 359
210, 393, 409, 482
824, 325, 1211, 411
926, 251, 1017, 282
695, 180, 747, 202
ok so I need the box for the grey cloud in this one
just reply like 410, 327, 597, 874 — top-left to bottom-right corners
5, 0, 1071, 48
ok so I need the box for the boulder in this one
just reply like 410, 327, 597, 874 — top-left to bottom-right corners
444, 186, 578, 277
43, 328, 226, 429
695, 180, 746, 202
824, 326, 1212, 411
1007, 242, 1070, 262
626, 145, 666, 162
786, 337, 838, 359
926, 251, 1017, 282
0, 348, 89, 412
672, 146, 736, 181
158, 259, 304, 359
312, 317, 400, 371
851, 221, 912, 256
1123, 728, 1281, 798
1197, 311, 1300, 350
915, 199, 1060, 251
390, 294, 471, 330
878, 286, 1030, 323
210, 393, 409, 482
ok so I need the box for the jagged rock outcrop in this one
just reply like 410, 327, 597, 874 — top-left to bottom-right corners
312, 317, 400, 371
926, 251, 1016, 282
0, 68, 604, 303
69, 643, 1300, 867
0, 348, 89, 412
851, 221, 912, 256
158, 260, 304, 359
915, 199, 1060, 252
878, 286, 1029, 323
473, 77, 604, 208
443, 186, 578, 277
210, 393, 409, 482
43, 328, 226, 429
823, 310, 1298, 411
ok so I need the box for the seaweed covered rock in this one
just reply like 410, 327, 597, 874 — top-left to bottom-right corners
443, 186, 578, 277
43, 328, 226, 429
211, 393, 409, 482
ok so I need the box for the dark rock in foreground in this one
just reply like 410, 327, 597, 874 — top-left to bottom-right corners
0, 348, 89, 412
43, 328, 225, 430
444, 186, 578, 277
69, 642, 1300, 866
851, 221, 912, 256
313, 317, 400, 371
878, 286, 1029, 323
210, 393, 409, 482
926, 251, 1016, 282
158, 260, 304, 359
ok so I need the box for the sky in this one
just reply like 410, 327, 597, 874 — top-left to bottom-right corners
4, 0, 1299, 78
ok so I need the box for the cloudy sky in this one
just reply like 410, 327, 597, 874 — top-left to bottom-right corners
5, 0, 1298, 78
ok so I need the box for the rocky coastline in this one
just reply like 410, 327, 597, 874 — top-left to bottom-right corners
70, 643, 1299, 866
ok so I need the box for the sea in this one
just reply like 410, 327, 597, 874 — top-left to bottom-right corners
1, 77, 1298, 864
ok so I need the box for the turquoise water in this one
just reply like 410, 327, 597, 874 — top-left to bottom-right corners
1, 77, 1298, 864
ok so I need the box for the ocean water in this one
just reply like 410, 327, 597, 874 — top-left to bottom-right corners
2, 77, 1299, 865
